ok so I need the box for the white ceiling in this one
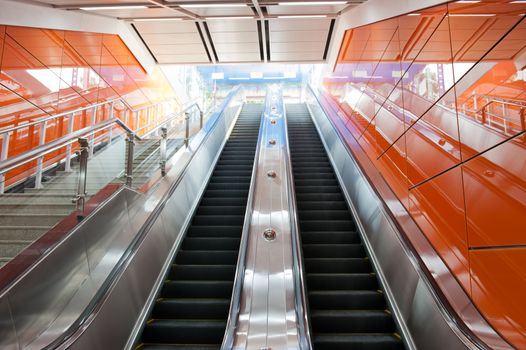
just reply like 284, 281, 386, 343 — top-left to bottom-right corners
29, 0, 369, 64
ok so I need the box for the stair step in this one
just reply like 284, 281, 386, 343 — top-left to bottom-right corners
313, 334, 403, 350
141, 319, 226, 344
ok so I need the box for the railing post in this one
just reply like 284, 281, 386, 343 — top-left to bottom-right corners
520, 108, 526, 132
34, 121, 47, 189
184, 112, 190, 147
65, 113, 75, 172
481, 107, 487, 125
74, 137, 90, 220
199, 109, 204, 129
0, 132, 10, 194
473, 94, 477, 111
160, 127, 167, 176
88, 105, 97, 158
108, 102, 115, 144
125, 132, 135, 187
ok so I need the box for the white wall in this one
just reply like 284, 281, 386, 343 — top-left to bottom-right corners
0, 0, 156, 73
327, 0, 449, 70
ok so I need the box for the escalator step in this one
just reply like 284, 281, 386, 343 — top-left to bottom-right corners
192, 215, 244, 226
313, 334, 403, 350
196, 205, 246, 216
169, 265, 236, 281
286, 103, 404, 350
152, 299, 230, 319
186, 226, 242, 238
182, 237, 241, 251
141, 319, 226, 344
176, 250, 239, 265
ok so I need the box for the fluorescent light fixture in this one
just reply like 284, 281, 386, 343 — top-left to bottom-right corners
510, 1, 526, 3
407, 13, 421, 16
229, 77, 250, 80
456, 0, 481, 3
277, 15, 327, 18
206, 16, 254, 19
211, 72, 224, 80
263, 77, 283, 80
449, 13, 496, 16
278, 1, 347, 5
284, 71, 297, 78
250, 72, 263, 79
183, 3, 247, 7
80, 5, 147, 10
134, 18, 182, 22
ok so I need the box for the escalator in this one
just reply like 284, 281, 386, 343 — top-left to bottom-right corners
136, 103, 263, 349
286, 103, 405, 350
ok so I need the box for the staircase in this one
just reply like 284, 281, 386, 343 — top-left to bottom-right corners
0, 136, 183, 267
287, 103, 405, 350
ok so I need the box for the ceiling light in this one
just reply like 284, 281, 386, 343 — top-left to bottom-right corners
278, 1, 347, 5
211, 72, 224, 80
510, 1, 526, 3
277, 15, 328, 18
182, 3, 247, 7
229, 77, 250, 80
206, 16, 254, 19
449, 13, 496, 16
133, 18, 183, 22
456, 0, 481, 3
80, 5, 147, 10
407, 13, 421, 16
250, 72, 263, 79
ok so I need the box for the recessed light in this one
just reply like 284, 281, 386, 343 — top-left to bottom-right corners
449, 13, 496, 16
456, 0, 481, 3
182, 3, 247, 7
510, 1, 526, 3
206, 16, 254, 20
80, 5, 147, 10
278, 1, 347, 5
133, 18, 183, 22
277, 15, 328, 18
407, 13, 421, 16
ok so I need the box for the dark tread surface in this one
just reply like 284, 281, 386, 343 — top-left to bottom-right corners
286, 103, 404, 350
136, 103, 262, 349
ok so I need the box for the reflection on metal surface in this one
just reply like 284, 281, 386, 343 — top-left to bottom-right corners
0, 87, 246, 350
225, 85, 308, 349
306, 84, 513, 350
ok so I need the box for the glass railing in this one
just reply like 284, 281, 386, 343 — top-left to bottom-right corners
0, 95, 219, 270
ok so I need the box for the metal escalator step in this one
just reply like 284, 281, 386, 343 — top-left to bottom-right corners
161, 280, 233, 298
169, 265, 236, 280
138, 344, 220, 350
299, 220, 356, 232
152, 298, 230, 319
304, 258, 372, 273
307, 273, 378, 290
186, 226, 242, 238
308, 290, 386, 310
298, 209, 351, 220
196, 205, 246, 216
175, 250, 239, 265
192, 215, 245, 226
182, 237, 241, 251
302, 244, 365, 258
301, 232, 360, 244
201, 190, 249, 199
141, 319, 226, 344
310, 310, 396, 333
313, 334, 403, 350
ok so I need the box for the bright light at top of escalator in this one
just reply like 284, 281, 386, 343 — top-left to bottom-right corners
27, 69, 61, 93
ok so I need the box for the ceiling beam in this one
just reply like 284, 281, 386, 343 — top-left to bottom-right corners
251, 0, 268, 62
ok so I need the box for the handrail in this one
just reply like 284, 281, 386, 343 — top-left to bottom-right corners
306, 83, 512, 350
0, 103, 201, 176
221, 89, 268, 350
37, 86, 242, 350
282, 95, 313, 349
475, 98, 525, 115
0, 95, 181, 135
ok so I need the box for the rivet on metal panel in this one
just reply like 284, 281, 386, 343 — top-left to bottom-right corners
267, 170, 277, 178
270, 119, 277, 124
263, 228, 276, 241
269, 139, 276, 145
484, 170, 495, 177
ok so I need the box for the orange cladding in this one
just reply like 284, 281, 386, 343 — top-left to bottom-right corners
327, 0, 526, 347
0, 25, 178, 188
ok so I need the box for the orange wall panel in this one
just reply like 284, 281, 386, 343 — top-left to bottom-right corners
326, 0, 526, 347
